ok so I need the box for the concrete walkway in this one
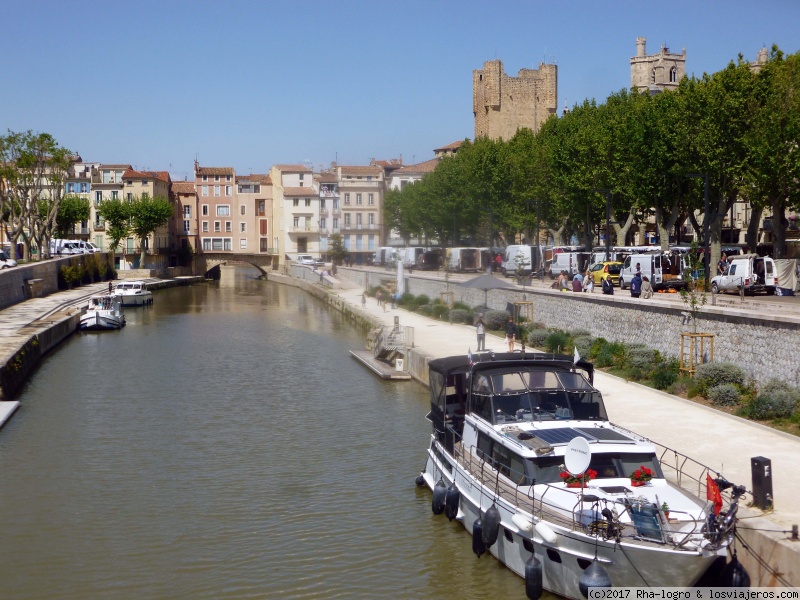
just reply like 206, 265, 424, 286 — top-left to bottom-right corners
333, 286, 800, 523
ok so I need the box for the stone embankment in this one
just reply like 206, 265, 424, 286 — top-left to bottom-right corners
335, 266, 800, 388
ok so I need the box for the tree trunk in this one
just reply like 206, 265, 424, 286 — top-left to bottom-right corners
611, 208, 636, 248
771, 198, 788, 258
746, 205, 763, 252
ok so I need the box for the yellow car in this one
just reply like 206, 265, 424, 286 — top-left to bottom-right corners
589, 261, 622, 286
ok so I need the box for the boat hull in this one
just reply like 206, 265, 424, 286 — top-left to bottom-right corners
117, 293, 152, 307
80, 312, 125, 330
423, 445, 721, 599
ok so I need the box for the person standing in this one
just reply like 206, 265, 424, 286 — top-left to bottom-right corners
361, 292, 366, 309
602, 275, 614, 295
630, 272, 642, 298
718, 253, 728, 275
583, 270, 594, 293
476, 314, 486, 351
504, 316, 517, 352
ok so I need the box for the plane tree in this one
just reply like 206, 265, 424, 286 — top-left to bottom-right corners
128, 195, 173, 266
97, 197, 131, 253
54, 194, 90, 239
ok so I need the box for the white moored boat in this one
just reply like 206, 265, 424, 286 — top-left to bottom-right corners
80, 294, 126, 330
114, 280, 153, 306
419, 351, 748, 599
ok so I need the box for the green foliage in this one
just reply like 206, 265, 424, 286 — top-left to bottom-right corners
416, 304, 433, 316
97, 198, 131, 252
55, 195, 91, 238
628, 346, 657, 370
452, 301, 471, 311
328, 233, 348, 265
708, 384, 741, 406
449, 308, 472, 324
415, 294, 430, 305
573, 335, 594, 359
527, 329, 549, 347
431, 304, 449, 320
694, 362, 746, 395
652, 362, 680, 390
484, 310, 509, 330
739, 379, 800, 420
128, 195, 172, 263
544, 330, 571, 354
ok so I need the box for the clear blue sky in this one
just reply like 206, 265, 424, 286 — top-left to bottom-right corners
3, 0, 799, 182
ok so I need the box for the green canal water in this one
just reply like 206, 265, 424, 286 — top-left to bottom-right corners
0, 265, 532, 599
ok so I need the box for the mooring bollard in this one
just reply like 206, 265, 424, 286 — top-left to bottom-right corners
751, 456, 773, 510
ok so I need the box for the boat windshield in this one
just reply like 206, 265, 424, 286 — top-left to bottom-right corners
471, 367, 607, 424
526, 452, 663, 485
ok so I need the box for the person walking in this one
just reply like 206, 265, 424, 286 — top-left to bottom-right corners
504, 316, 517, 352
718, 253, 728, 275
361, 292, 366, 309
630, 272, 642, 298
476, 314, 486, 351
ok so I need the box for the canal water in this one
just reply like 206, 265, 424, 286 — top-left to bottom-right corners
0, 265, 528, 599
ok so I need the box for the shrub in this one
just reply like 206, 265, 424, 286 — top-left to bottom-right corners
628, 346, 657, 370
651, 359, 680, 390
708, 384, 741, 406
399, 293, 415, 306
694, 362, 746, 395
416, 294, 430, 306
484, 310, 510, 331
573, 335, 594, 359
544, 330, 571, 354
528, 321, 545, 330
473, 304, 489, 314
449, 308, 472, 324
589, 337, 609, 359
569, 328, 591, 339
527, 329, 549, 347
739, 379, 800, 420
453, 301, 471, 311
416, 304, 433, 316
431, 304, 449, 319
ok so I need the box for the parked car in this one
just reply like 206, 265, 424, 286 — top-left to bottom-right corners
85, 242, 102, 253
313, 257, 324, 267
589, 261, 622, 286
710, 254, 777, 295
297, 254, 316, 265
1, 250, 18, 268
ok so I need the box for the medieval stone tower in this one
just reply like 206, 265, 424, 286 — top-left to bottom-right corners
630, 37, 686, 94
473, 59, 558, 140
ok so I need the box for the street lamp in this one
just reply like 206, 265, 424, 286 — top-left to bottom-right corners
686, 174, 710, 291
591, 189, 614, 261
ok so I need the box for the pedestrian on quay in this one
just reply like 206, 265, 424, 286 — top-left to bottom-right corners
641, 276, 654, 299
376, 289, 383, 307
476, 314, 486, 351
361, 292, 366, 309
630, 272, 642, 298
602, 275, 614, 295
504, 316, 517, 352
718, 253, 728, 275
583, 270, 594, 293
108, 281, 113, 294
572, 272, 583, 292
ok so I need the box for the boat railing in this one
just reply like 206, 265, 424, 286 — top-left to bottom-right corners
453, 440, 707, 548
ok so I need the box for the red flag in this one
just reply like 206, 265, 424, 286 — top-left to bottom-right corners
707, 474, 723, 516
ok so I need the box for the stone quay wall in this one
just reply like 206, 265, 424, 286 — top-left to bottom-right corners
338, 267, 800, 388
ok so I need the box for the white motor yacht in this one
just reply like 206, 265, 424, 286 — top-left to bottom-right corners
80, 294, 126, 330
419, 352, 747, 598
114, 280, 153, 306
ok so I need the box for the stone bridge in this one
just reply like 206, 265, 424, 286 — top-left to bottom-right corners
196, 252, 278, 278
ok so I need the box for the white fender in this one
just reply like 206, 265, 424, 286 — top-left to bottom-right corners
534, 521, 558, 546
512, 513, 533, 533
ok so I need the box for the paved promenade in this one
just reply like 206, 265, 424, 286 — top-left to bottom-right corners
332, 285, 800, 522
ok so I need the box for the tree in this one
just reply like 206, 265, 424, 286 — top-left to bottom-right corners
97, 198, 131, 253
55, 194, 90, 239
328, 233, 348, 265
128, 195, 173, 266
0, 131, 72, 260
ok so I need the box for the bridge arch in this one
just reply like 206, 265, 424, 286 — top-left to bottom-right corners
196, 253, 277, 278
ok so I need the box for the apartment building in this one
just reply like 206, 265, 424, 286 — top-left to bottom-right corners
235, 173, 274, 254
337, 165, 384, 264
90, 164, 131, 252
194, 163, 237, 252
171, 181, 198, 252
270, 164, 319, 260
64, 159, 97, 243
315, 171, 338, 257
122, 169, 172, 256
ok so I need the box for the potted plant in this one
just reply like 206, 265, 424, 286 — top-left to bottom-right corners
559, 468, 598, 488
660, 502, 670, 519
628, 465, 654, 487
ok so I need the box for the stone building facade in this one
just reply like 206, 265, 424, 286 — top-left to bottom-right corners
630, 37, 686, 94
473, 59, 557, 140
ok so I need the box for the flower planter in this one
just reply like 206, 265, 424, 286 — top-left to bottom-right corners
630, 480, 648, 487
567, 482, 583, 488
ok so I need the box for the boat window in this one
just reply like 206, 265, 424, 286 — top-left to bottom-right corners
476, 433, 530, 485
491, 393, 535, 424
472, 394, 493, 422
522, 370, 560, 389
429, 371, 446, 411
526, 456, 565, 484
568, 391, 607, 420
490, 372, 527, 393
616, 453, 663, 479
473, 374, 491, 394
555, 372, 593, 390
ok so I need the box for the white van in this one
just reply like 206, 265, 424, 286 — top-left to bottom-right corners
619, 251, 688, 291
398, 247, 426, 268
373, 247, 397, 267
445, 247, 483, 272
710, 254, 777, 295
502, 245, 532, 277
548, 251, 590, 278
50, 239, 87, 255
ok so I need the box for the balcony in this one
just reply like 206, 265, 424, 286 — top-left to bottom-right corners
289, 224, 319, 233
341, 223, 380, 232
319, 208, 329, 217
319, 187, 338, 198
338, 180, 383, 188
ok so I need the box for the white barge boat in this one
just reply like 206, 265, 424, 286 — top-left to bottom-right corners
80, 294, 126, 330
114, 280, 153, 306
419, 351, 747, 599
